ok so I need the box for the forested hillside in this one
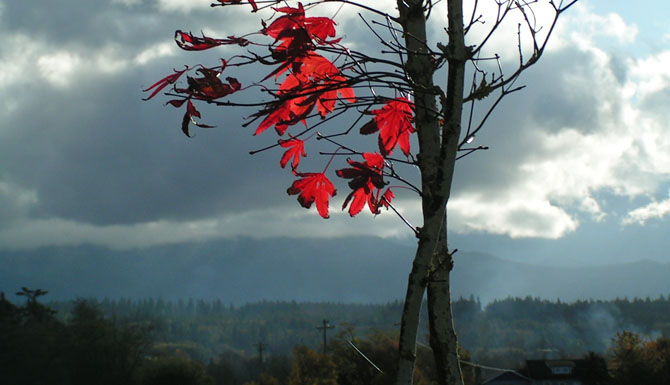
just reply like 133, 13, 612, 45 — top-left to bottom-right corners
45, 295, 670, 367
3, 239, 670, 304
5, 290, 670, 385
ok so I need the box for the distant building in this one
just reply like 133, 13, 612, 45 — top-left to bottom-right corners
525, 359, 584, 385
481, 370, 532, 385
480, 359, 589, 385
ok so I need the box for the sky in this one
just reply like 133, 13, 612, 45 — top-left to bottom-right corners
1, 0, 669, 267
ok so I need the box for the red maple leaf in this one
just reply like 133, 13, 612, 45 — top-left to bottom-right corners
287, 172, 336, 218
253, 73, 314, 135
360, 97, 415, 156
254, 54, 355, 135
175, 31, 250, 51
279, 137, 306, 169
142, 67, 188, 100
263, 3, 306, 39
379, 188, 395, 209
336, 153, 386, 216
216, 0, 257, 11
177, 67, 242, 100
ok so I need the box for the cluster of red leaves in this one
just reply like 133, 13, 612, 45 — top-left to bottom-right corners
256, 3, 355, 218
144, 61, 242, 137
144, 3, 413, 219
253, 3, 355, 137
360, 97, 415, 156
336, 152, 394, 216
254, 53, 356, 136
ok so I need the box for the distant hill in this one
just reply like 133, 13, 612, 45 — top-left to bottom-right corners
1, 237, 668, 303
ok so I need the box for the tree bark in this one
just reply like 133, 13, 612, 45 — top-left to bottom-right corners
427, 227, 464, 385
395, 0, 467, 384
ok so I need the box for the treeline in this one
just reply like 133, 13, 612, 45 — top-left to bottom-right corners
0, 290, 451, 385
4, 289, 670, 385
44, 295, 670, 366
1, 289, 150, 385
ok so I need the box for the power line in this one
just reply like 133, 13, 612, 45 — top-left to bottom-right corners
347, 340, 384, 374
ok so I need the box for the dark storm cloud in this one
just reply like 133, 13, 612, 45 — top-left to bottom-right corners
0, 0, 245, 48
0, 0, 318, 226
0, 68, 303, 225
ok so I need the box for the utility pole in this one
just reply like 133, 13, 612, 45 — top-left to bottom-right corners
254, 342, 267, 372
316, 319, 335, 354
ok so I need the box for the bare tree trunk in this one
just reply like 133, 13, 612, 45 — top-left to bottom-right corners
395, 212, 446, 385
395, 0, 467, 384
428, 227, 464, 385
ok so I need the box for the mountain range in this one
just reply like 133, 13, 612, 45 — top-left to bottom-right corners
1, 236, 668, 304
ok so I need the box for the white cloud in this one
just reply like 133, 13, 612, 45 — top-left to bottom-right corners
0, 180, 38, 211
0, 205, 413, 250
442, 3, 670, 238
134, 42, 176, 65
37, 52, 83, 88
156, 0, 211, 13
449, 194, 578, 239
626, 51, 670, 100
0, 179, 38, 229
623, 199, 670, 225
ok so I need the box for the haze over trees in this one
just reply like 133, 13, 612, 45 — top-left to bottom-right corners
145, 1, 576, 384
3, 290, 670, 385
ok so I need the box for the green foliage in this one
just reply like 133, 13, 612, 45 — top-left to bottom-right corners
287, 346, 338, 385
574, 352, 611, 385
139, 356, 213, 385
609, 331, 670, 385
45, 294, 670, 369
0, 290, 150, 385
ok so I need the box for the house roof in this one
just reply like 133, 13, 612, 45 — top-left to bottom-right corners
481, 370, 532, 384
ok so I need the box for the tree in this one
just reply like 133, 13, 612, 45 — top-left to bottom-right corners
610, 331, 670, 385
287, 345, 338, 385
145, 1, 575, 384
66, 300, 150, 385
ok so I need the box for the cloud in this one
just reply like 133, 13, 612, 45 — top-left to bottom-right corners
623, 199, 670, 225
0, 205, 410, 251
1, 0, 670, 252
0, 179, 38, 228
156, 0, 215, 14
449, 194, 578, 239
442, 4, 670, 239
112, 0, 142, 5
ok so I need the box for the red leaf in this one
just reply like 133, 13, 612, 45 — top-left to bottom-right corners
181, 100, 215, 137
175, 30, 249, 51
279, 137, 306, 169
304, 17, 337, 42
179, 68, 242, 100
365, 98, 415, 156
217, 0, 257, 11
166, 99, 188, 108
142, 67, 188, 100
181, 110, 193, 137
380, 188, 395, 209
336, 153, 386, 216
254, 54, 355, 134
264, 4, 306, 39
287, 172, 336, 218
